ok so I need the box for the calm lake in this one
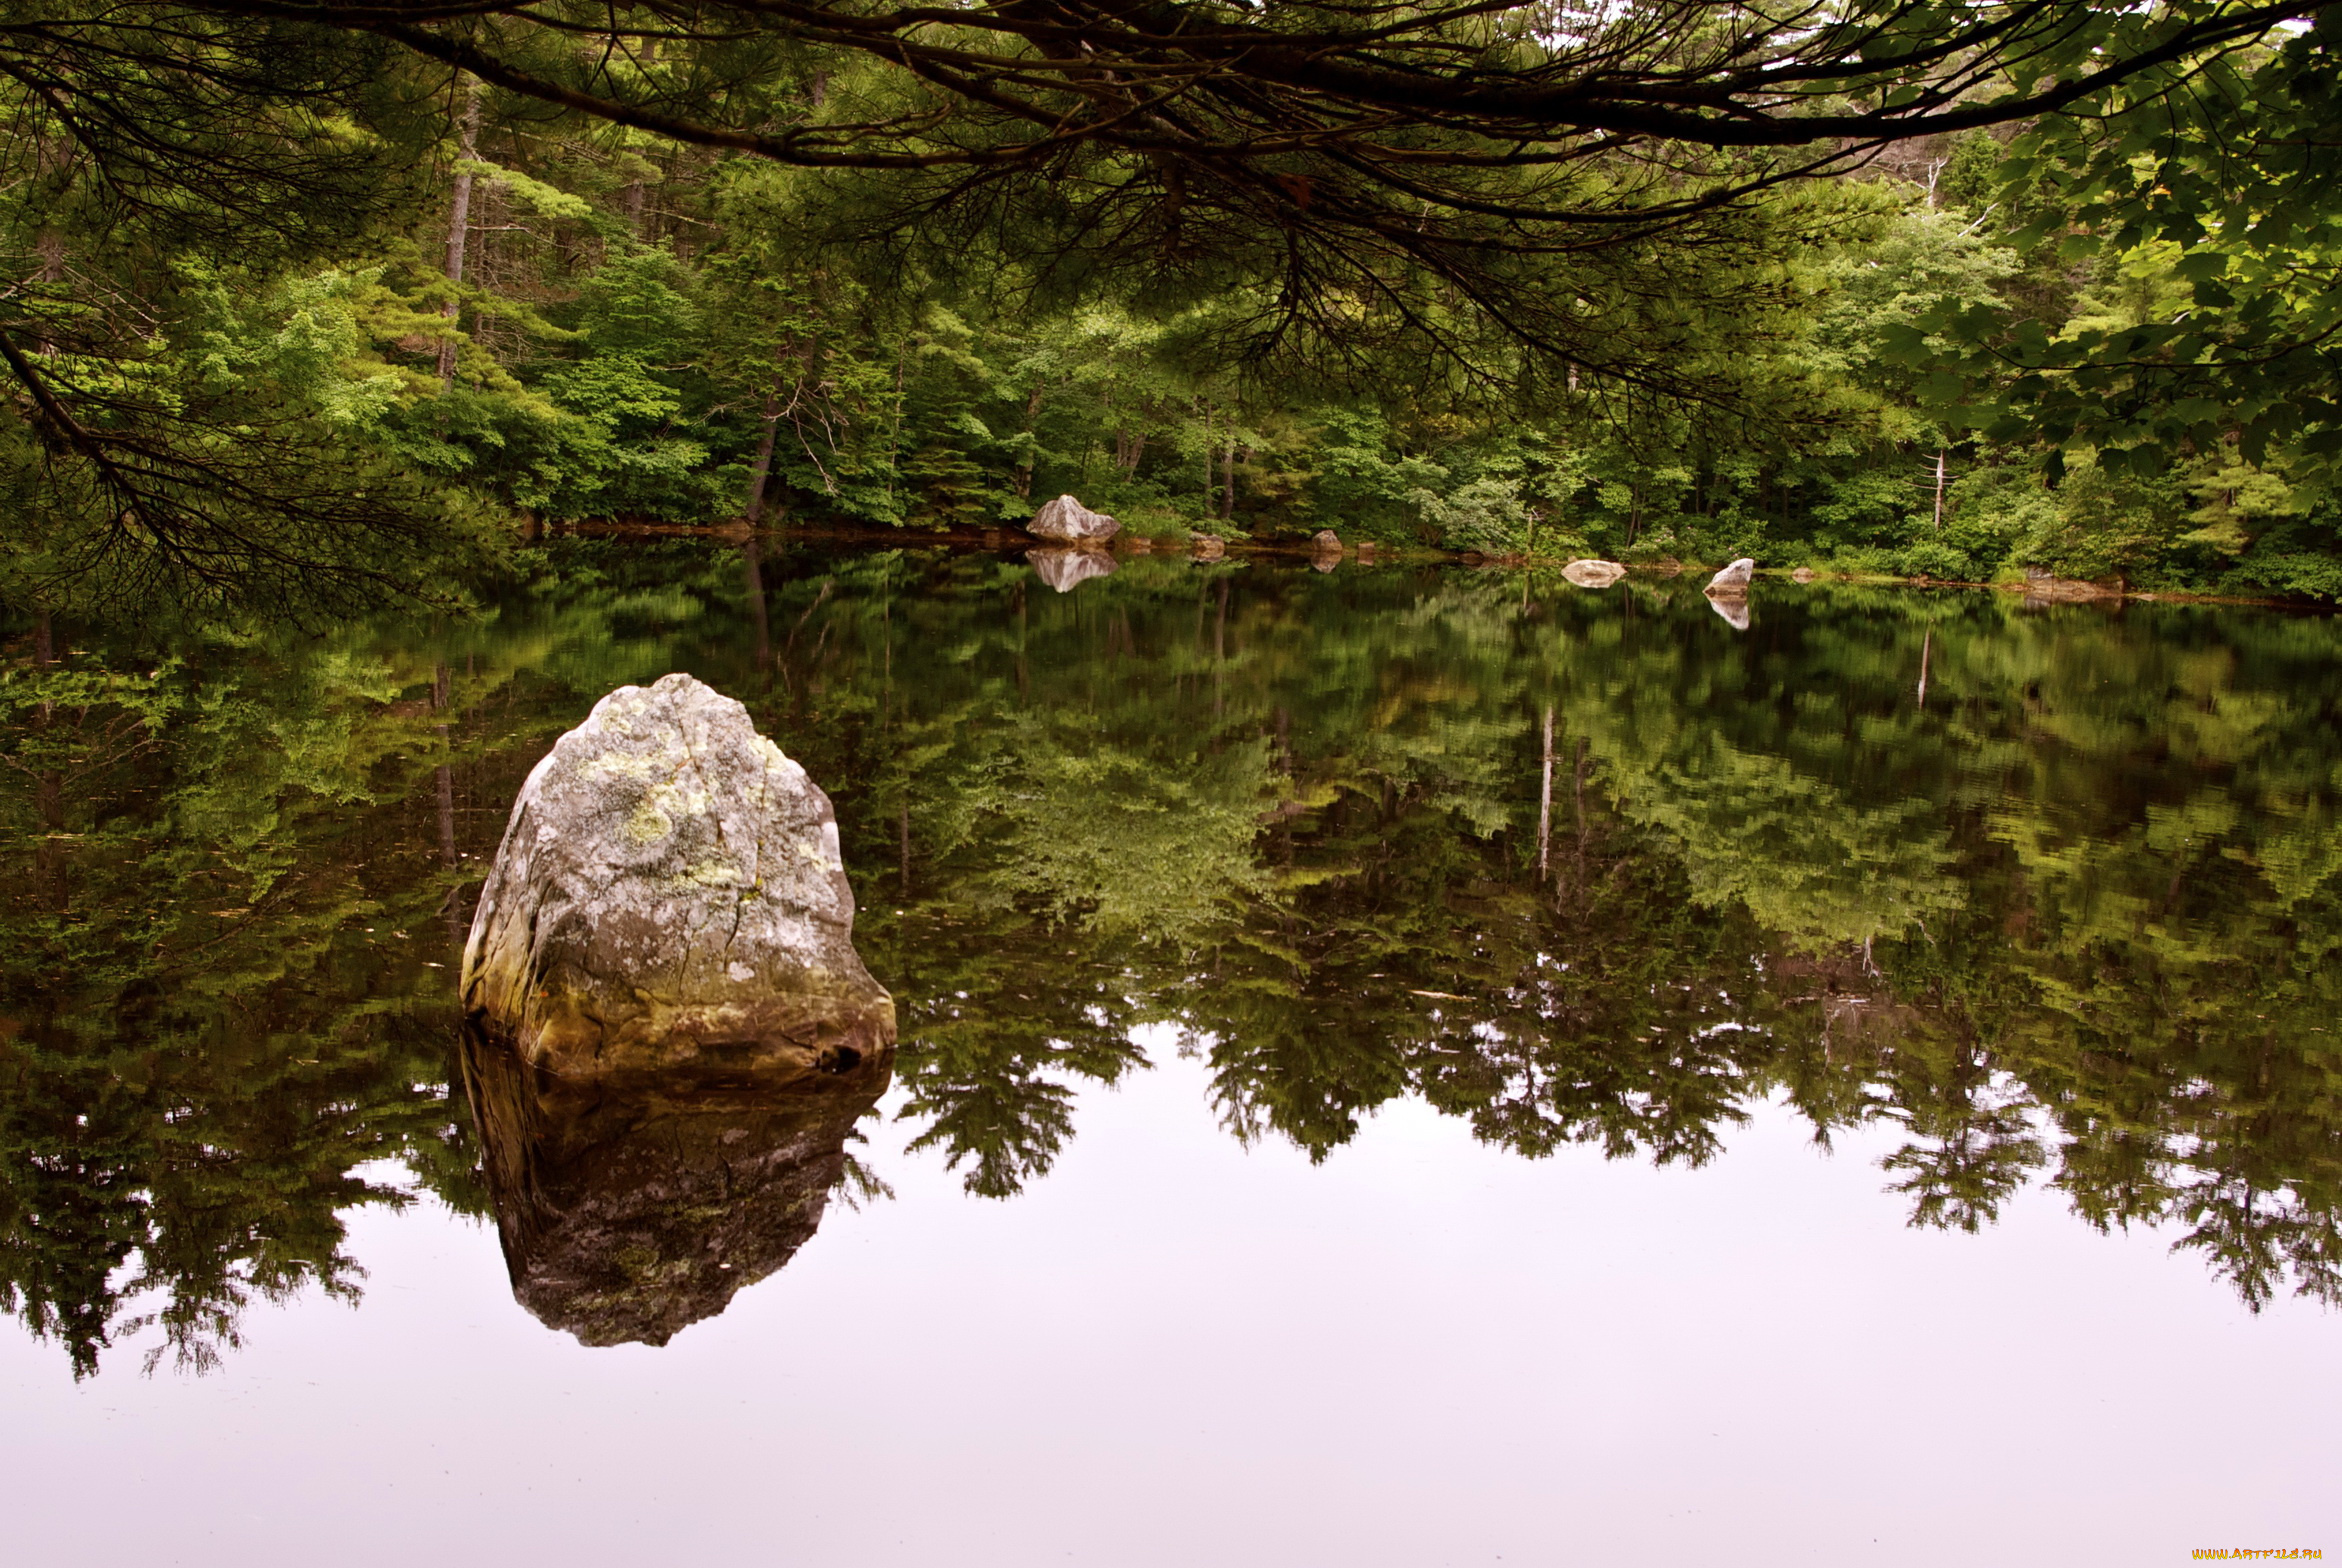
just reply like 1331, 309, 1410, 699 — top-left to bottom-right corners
3, 539, 2336, 1563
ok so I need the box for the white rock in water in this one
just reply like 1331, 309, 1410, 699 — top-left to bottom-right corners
1027, 493, 1120, 542
1706, 558, 1756, 595
1029, 545, 1118, 592
1562, 559, 1626, 588
461, 673, 894, 1080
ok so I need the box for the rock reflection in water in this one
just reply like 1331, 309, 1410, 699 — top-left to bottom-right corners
462, 1032, 892, 1347
1706, 593, 1751, 629
1028, 545, 1116, 592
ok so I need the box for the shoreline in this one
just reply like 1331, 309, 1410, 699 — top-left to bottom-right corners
527, 517, 2337, 614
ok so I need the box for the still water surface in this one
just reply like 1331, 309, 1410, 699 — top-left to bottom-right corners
3, 541, 2337, 1561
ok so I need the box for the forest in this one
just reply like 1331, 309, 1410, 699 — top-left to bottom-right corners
1, 1, 2340, 614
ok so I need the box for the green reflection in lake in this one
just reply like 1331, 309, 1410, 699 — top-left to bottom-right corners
4, 542, 2339, 1373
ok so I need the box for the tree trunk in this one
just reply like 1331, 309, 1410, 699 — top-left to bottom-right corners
886, 339, 907, 503
1014, 383, 1044, 498
1201, 404, 1215, 512
436, 79, 482, 389
745, 391, 782, 523
1114, 430, 1149, 477
1220, 440, 1237, 520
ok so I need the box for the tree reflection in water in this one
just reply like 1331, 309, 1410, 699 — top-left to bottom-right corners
3, 541, 2338, 1373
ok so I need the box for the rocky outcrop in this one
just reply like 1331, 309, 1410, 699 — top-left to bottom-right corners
1030, 546, 1118, 592
463, 1027, 890, 1347
1562, 559, 1626, 588
1190, 535, 1226, 562
1706, 558, 1756, 595
1790, 567, 1817, 583
460, 673, 895, 1082
1311, 529, 1343, 554
1027, 494, 1120, 543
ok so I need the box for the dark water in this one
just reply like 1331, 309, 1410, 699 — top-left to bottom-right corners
3, 541, 2336, 1561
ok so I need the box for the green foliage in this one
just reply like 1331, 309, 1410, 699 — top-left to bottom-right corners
5, 3, 2342, 607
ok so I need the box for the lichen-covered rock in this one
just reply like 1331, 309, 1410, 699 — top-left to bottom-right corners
1706, 558, 1757, 595
464, 1024, 889, 1347
1028, 493, 1120, 543
1562, 559, 1626, 588
1030, 546, 1117, 592
1312, 529, 1343, 553
461, 672, 894, 1081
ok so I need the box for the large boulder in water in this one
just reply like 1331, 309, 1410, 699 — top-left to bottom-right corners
460, 672, 894, 1082
1027, 493, 1120, 543
463, 1025, 890, 1347
1706, 558, 1756, 595
1562, 559, 1626, 588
